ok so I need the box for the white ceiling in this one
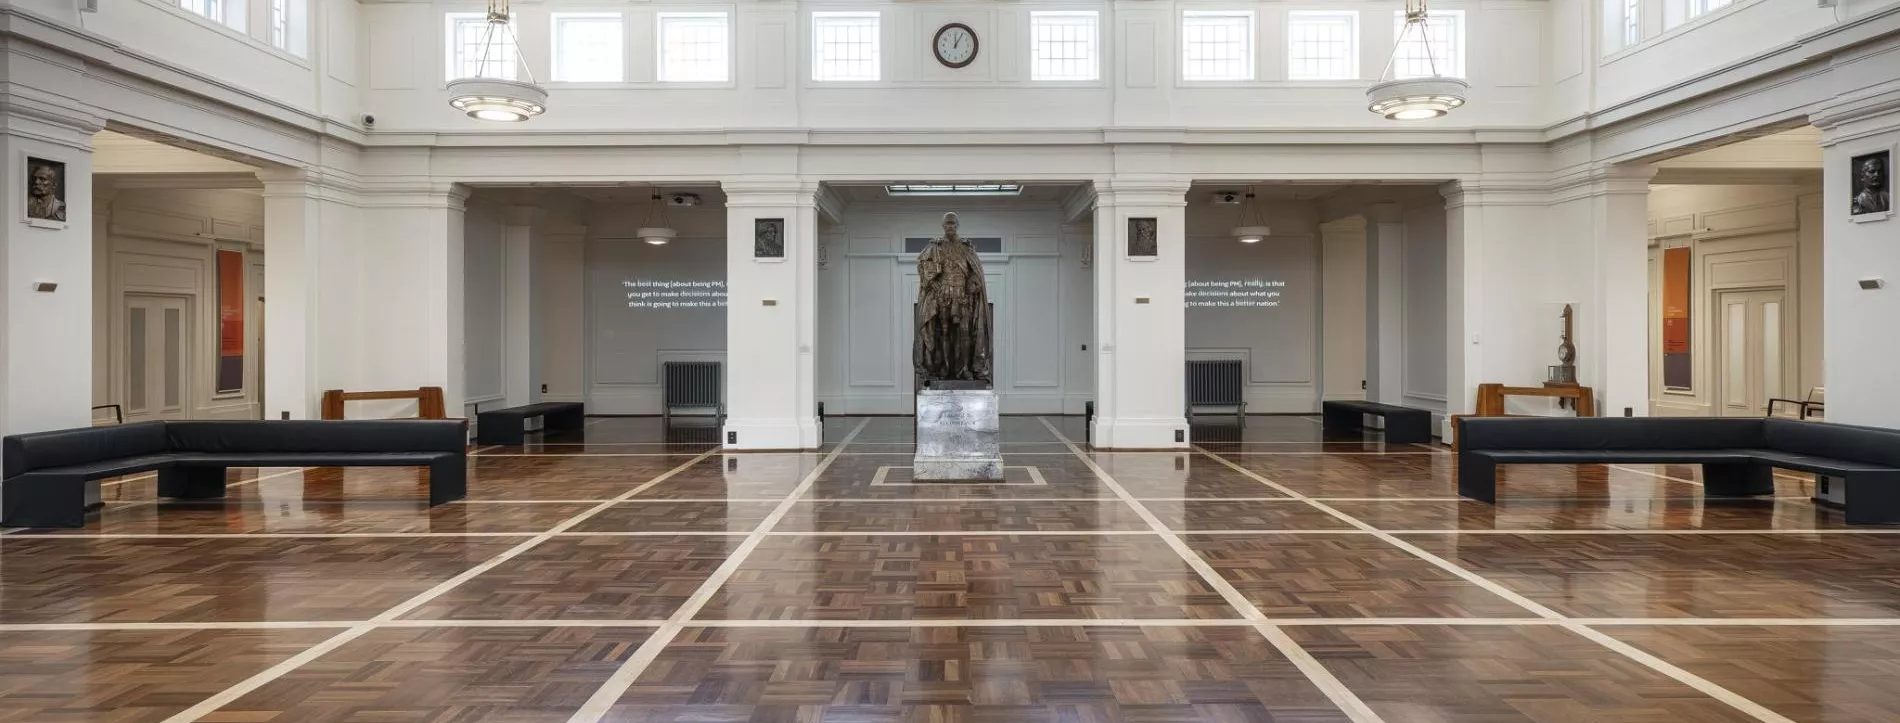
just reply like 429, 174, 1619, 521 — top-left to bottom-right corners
91, 130, 259, 175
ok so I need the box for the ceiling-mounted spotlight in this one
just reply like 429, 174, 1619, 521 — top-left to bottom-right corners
1368, 0, 1468, 121
446, 0, 548, 122
1230, 187, 1269, 244
636, 192, 676, 246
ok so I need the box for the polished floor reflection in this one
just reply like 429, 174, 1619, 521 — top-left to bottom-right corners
3, 415, 1898, 722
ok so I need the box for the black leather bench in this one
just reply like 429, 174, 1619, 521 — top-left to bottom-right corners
476, 402, 585, 445
1322, 400, 1434, 443
2, 420, 468, 528
1458, 416, 1900, 524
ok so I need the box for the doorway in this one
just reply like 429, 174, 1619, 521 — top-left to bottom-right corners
1713, 287, 1789, 417
123, 294, 193, 422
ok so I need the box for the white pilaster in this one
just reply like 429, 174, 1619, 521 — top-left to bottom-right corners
357, 183, 471, 417
1813, 90, 1900, 428
502, 206, 541, 409
257, 169, 344, 419
1091, 178, 1191, 449
0, 95, 103, 439
1581, 165, 1657, 418
1442, 179, 1553, 430
1364, 203, 1405, 405
722, 181, 821, 449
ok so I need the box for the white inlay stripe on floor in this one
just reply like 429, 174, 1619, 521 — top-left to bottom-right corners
1193, 444, 1802, 723
1039, 418, 1386, 723
564, 418, 872, 723
156, 448, 723, 723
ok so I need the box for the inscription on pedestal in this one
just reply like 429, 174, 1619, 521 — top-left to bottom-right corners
914, 389, 1003, 481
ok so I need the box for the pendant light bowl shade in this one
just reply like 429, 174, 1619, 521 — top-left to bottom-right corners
447, 78, 548, 122
636, 227, 676, 246
1367, 77, 1468, 120
1232, 225, 1270, 244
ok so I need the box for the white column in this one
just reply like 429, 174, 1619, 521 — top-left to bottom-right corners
1443, 182, 1483, 431
357, 184, 471, 417
1364, 203, 1405, 405
722, 182, 821, 449
258, 169, 336, 420
1582, 165, 1657, 418
1813, 95, 1900, 427
1091, 178, 1191, 449
0, 100, 102, 440
502, 206, 541, 408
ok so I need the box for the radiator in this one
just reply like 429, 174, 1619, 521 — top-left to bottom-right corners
1185, 360, 1247, 420
662, 361, 724, 421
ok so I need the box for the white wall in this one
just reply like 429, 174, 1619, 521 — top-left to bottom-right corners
93, 185, 266, 421
359, 0, 1550, 134
1645, 183, 1824, 415
576, 197, 729, 415
1184, 198, 1321, 413
819, 199, 1088, 414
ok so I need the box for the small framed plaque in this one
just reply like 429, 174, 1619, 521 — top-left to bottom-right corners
1849, 148, 1893, 223
754, 218, 785, 258
1127, 217, 1158, 258
23, 155, 68, 230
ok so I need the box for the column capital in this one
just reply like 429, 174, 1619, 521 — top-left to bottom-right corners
1440, 177, 1551, 209
0, 91, 106, 151
1809, 85, 1900, 144
354, 181, 472, 211
1094, 177, 1191, 207
721, 179, 821, 208
1551, 163, 1658, 202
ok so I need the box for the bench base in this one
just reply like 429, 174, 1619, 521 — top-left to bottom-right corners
476, 403, 587, 446
1459, 458, 1900, 525
1322, 402, 1433, 444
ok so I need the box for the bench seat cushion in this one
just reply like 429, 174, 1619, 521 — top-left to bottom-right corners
24, 454, 179, 480
1744, 449, 1900, 475
485, 402, 580, 419
1472, 449, 1759, 465
1326, 401, 1423, 415
169, 452, 457, 468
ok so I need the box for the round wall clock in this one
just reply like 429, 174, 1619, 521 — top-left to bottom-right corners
933, 23, 978, 68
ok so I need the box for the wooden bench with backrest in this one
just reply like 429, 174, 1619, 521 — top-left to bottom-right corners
476, 402, 586, 445
1322, 400, 1434, 443
2, 420, 468, 528
1457, 416, 1900, 524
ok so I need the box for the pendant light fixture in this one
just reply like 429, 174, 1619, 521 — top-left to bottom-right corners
1230, 188, 1270, 244
636, 192, 677, 246
1367, 0, 1468, 121
447, 0, 548, 122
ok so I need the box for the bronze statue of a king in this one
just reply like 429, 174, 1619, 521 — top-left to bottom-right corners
914, 212, 993, 386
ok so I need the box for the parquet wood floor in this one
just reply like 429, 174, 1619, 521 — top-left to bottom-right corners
7, 415, 1900, 722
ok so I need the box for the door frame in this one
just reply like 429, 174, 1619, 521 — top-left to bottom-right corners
119, 292, 197, 422
1711, 285, 1793, 417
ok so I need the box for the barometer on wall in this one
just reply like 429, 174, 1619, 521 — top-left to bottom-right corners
933, 23, 978, 68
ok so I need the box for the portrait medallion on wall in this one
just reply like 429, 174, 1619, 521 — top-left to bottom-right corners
754, 218, 785, 259
1849, 149, 1892, 222
1127, 217, 1158, 258
24, 156, 67, 229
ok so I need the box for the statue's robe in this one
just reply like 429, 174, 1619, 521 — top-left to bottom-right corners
914, 237, 992, 384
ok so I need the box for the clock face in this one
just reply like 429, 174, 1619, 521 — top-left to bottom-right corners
934, 23, 977, 68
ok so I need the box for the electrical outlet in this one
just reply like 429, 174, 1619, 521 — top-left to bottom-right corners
726, 431, 737, 445
1174, 430, 1185, 443
280, 411, 290, 420
1624, 407, 1633, 417
540, 383, 548, 393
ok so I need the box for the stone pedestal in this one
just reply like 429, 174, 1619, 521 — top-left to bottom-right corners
914, 388, 1003, 481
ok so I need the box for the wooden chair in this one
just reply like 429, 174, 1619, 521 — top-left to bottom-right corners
1767, 387, 1825, 420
